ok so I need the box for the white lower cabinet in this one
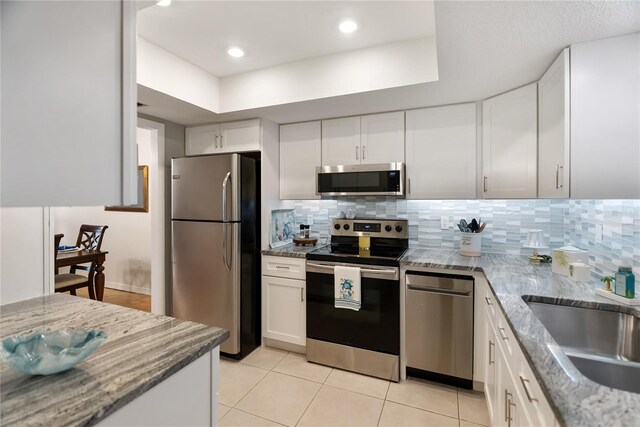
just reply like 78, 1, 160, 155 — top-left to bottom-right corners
482, 289, 557, 427
262, 256, 306, 347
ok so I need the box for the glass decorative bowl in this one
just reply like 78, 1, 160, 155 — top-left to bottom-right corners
1, 329, 107, 375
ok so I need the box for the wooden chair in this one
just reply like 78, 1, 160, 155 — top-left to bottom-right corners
54, 225, 108, 299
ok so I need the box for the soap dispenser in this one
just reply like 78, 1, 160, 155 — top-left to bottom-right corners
614, 262, 636, 299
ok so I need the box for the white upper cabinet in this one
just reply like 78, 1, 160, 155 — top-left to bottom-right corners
570, 33, 640, 199
360, 112, 405, 164
186, 119, 261, 156
1, 0, 137, 207
186, 124, 220, 156
280, 122, 321, 200
482, 83, 538, 199
220, 119, 261, 153
321, 117, 361, 166
406, 104, 477, 199
538, 49, 570, 199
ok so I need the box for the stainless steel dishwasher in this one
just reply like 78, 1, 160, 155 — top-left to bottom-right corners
405, 271, 474, 388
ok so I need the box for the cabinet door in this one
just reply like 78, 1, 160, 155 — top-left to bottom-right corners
1, 0, 137, 207
570, 33, 640, 199
220, 119, 261, 153
406, 104, 477, 199
482, 83, 538, 199
280, 122, 321, 199
186, 124, 220, 156
262, 275, 306, 346
321, 117, 361, 166
538, 49, 570, 198
360, 112, 405, 164
485, 307, 498, 425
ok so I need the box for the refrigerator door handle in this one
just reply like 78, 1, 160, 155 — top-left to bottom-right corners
222, 223, 232, 271
222, 172, 231, 221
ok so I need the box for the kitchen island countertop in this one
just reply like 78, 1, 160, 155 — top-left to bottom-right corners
401, 248, 640, 427
0, 294, 228, 427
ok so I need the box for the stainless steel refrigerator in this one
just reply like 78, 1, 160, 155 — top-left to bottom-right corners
171, 153, 260, 358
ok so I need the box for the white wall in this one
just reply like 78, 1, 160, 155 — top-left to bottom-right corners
220, 37, 438, 112
137, 37, 220, 113
53, 129, 153, 294
0, 207, 49, 305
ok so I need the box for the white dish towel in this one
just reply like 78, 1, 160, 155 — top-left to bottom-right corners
334, 266, 361, 311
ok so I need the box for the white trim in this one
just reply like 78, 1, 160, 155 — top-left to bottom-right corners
43, 207, 54, 295
105, 281, 151, 296
137, 117, 166, 315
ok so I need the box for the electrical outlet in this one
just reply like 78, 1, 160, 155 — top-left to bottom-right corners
441, 216, 450, 230
307, 215, 314, 226
595, 224, 603, 242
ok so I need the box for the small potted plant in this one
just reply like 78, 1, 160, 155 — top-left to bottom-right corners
600, 276, 615, 292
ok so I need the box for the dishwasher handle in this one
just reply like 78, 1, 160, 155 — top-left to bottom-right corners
407, 284, 472, 297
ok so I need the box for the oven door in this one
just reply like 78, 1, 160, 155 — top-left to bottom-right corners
306, 261, 400, 355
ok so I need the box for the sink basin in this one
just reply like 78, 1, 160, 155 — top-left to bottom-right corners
526, 300, 640, 393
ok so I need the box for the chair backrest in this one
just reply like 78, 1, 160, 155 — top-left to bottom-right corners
54, 234, 64, 258
75, 225, 108, 250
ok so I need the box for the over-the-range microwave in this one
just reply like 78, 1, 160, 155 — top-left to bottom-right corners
316, 163, 405, 196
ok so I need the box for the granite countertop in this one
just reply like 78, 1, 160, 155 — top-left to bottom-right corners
0, 294, 229, 427
262, 242, 327, 258
401, 248, 640, 427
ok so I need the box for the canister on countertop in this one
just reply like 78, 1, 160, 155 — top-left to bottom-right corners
615, 264, 636, 299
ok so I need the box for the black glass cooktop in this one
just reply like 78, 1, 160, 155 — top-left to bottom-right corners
306, 244, 407, 267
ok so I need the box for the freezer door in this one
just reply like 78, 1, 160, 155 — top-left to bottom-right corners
172, 220, 240, 354
171, 154, 240, 221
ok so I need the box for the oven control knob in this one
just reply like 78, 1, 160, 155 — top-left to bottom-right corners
343, 224, 350, 230
395, 225, 403, 233
385, 225, 392, 232
334, 223, 341, 230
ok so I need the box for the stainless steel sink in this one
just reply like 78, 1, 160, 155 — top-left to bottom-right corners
526, 300, 640, 394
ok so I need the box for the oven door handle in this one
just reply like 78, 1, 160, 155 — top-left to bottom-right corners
306, 263, 396, 275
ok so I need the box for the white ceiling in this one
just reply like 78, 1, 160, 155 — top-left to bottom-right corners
137, 0, 640, 126
138, 1, 435, 77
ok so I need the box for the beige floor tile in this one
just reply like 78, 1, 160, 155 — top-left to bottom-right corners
386, 378, 459, 418
219, 359, 269, 406
298, 385, 384, 427
324, 368, 390, 399
236, 371, 321, 426
219, 408, 283, 426
218, 404, 232, 421
378, 401, 459, 427
241, 346, 288, 370
460, 420, 487, 427
272, 352, 333, 383
458, 389, 491, 426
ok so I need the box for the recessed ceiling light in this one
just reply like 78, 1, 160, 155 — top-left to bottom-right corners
227, 47, 245, 58
156, 0, 171, 6
339, 20, 358, 34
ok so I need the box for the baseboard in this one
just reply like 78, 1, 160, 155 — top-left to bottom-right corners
105, 281, 151, 296
263, 337, 306, 354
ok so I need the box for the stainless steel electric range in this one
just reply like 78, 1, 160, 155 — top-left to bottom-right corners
305, 217, 408, 382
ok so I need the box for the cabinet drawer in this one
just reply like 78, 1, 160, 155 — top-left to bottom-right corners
262, 255, 306, 280
516, 351, 556, 426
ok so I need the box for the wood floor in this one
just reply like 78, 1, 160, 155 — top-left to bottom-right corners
74, 287, 151, 312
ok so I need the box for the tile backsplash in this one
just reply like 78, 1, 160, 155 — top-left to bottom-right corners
286, 198, 640, 279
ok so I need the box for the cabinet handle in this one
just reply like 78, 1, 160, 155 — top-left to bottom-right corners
519, 376, 538, 403
362, 145, 366, 160
275, 265, 290, 270
407, 178, 411, 194
301, 288, 304, 302
498, 327, 509, 341
483, 176, 488, 192
215, 135, 219, 149
485, 296, 492, 306
555, 164, 560, 189
508, 399, 516, 427
355, 145, 359, 160
488, 340, 495, 365
505, 389, 513, 424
